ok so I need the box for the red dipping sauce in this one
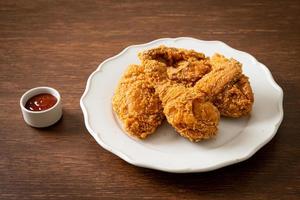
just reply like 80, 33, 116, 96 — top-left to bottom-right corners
25, 93, 57, 111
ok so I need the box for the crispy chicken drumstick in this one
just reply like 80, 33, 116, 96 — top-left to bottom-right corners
112, 46, 253, 141
143, 59, 242, 141
112, 64, 164, 139
140, 46, 254, 118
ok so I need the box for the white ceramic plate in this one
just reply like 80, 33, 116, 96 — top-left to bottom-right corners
80, 37, 283, 173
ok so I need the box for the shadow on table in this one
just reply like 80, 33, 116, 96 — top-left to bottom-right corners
132, 134, 280, 195
35, 108, 85, 135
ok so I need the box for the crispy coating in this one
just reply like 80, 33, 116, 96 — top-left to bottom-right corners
158, 84, 220, 142
112, 64, 164, 139
139, 45, 206, 66
140, 46, 254, 118
167, 59, 212, 86
143, 60, 220, 141
210, 54, 254, 117
112, 46, 254, 142
143, 59, 243, 142
139, 46, 211, 86
213, 75, 254, 117
194, 56, 243, 97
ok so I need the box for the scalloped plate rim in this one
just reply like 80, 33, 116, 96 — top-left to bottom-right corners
80, 37, 284, 173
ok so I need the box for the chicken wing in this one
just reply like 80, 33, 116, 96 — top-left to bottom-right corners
210, 54, 254, 117
139, 45, 211, 86
140, 46, 254, 117
112, 64, 164, 139
139, 45, 206, 66
166, 59, 212, 86
143, 59, 242, 141
113, 46, 253, 141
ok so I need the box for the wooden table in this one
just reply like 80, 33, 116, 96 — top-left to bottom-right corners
1, 0, 299, 199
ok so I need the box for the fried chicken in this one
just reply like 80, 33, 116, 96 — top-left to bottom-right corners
140, 46, 254, 117
112, 64, 164, 139
112, 46, 253, 142
210, 54, 254, 117
143, 59, 242, 141
139, 46, 211, 86
139, 46, 206, 66
166, 59, 212, 86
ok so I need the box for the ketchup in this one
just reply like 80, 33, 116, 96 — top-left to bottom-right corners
25, 93, 57, 111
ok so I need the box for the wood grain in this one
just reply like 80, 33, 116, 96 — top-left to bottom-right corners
0, 0, 299, 199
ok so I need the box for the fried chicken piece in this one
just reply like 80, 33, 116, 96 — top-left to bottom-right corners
157, 83, 220, 142
113, 46, 253, 141
194, 56, 243, 97
139, 45, 206, 66
143, 59, 242, 142
210, 54, 254, 117
140, 46, 254, 118
143, 60, 219, 141
167, 59, 212, 86
139, 46, 211, 86
112, 64, 164, 139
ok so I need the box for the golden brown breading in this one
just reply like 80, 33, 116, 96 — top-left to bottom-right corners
143, 60, 220, 141
143, 59, 243, 142
112, 46, 254, 142
140, 46, 254, 118
167, 59, 211, 86
212, 75, 254, 117
210, 54, 254, 117
112, 64, 164, 139
140, 46, 212, 87
194, 56, 243, 97
158, 84, 220, 142
139, 45, 206, 66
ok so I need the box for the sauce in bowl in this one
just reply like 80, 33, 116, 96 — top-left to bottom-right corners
25, 93, 57, 111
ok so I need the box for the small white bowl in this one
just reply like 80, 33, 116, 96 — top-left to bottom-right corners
20, 86, 62, 128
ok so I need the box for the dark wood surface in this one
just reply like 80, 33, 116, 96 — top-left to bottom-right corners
1, 0, 299, 199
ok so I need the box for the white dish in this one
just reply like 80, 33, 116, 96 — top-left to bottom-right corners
80, 37, 283, 173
